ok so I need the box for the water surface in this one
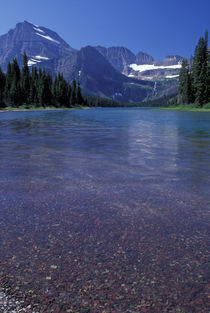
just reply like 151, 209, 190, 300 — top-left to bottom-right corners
0, 108, 209, 312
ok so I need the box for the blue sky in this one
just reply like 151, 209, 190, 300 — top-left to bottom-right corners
0, 0, 209, 60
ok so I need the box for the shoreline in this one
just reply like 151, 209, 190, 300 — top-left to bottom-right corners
1, 106, 210, 114
0, 106, 89, 114
156, 107, 210, 112
0, 108, 64, 114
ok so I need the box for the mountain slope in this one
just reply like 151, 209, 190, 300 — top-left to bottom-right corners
95, 46, 182, 80
135, 51, 154, 65
42, 46, 154, 101
0, 21, 180, 102
0, 21, 76, 71
95, 46, 135, 75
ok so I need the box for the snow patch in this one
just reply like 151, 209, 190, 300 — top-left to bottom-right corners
28, 59, 40, 67
31, 58, 41, 62
28, 55, 50, 67
36, 32, 60, 44
34, 55, 49, 60
28, 60, 37, 66
129, 63, 182, 72
33, 27, 44, 33
166, 75, 179, 78
26, 21, 39, 27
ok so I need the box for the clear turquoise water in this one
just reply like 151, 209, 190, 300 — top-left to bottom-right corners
0, 108, 209, 312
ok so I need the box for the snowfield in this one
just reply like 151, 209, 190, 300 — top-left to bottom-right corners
129, 63, 182, 72
33, 27, 44, 33
166, 74, 179, 78
36, 32, 60, 44
28, 59, 40, 66
34, 55, 49, 60
28, 55, 49, 67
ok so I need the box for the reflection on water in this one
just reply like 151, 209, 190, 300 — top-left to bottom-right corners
0, 108, 209, 312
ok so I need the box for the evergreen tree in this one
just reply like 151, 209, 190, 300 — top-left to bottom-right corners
11, 58, 21, 83
178, 59, 193, 104
38, 70, 52, 106
21, 52, 30, 103
207, 47, 210, 102
31, 67, 38, 86
4, 62, 12, 102
0, 52, 86, 109
192, 31, 208, 106
10, 58, 21, 106
29, 67, 39, 105
45, 73, 53, 106
55, 74, 69, 106
0, 67, 6, 104
10, 81, 18, 106
52, 75, 58, 105
28, 78, 38, 106
60, 79, 69, 106
70, 79, 77, 107
67, 84, 72, 108
76, 82, 84, 105
184, 71, 194, 104
178, 31, 209, 107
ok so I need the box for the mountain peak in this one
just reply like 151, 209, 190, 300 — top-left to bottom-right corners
15, 20, 37, 28
135, 51, 154, 65
0, 21, 76, 71
23, 20, 36, 25
0, 21, 181, 102
95, 45, 135, 74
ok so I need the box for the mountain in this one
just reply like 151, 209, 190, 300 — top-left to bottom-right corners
95, 46, 182, 80
0, 21, 181, 102
0, 21, 76, 72
135, 52, 154, 65
42, 46, 155, 101
161, 55, 183, 66
95, 46, 135, 75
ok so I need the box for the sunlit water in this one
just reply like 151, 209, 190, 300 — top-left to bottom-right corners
0, 108, 209, 312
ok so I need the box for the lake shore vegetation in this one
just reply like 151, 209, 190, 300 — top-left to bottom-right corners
0, 53, 86, 110
158, 102, 210, 112
1, 30, 209, 113
139, 31, 209, 111
177, 30, 209, 107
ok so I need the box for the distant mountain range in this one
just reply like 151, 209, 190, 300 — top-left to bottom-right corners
0, 21, 182, 102
94, 46, 182, 80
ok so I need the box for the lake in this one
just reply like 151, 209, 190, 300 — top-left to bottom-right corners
0, 108, 209, 312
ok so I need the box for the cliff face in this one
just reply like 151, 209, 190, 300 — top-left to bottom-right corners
135, 51, 154, 65
95, 46, 135, 74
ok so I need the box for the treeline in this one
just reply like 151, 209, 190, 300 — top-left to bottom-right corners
178, 31, 210, 106
137, 94, 177, 107
85, 96, 126, 107
0, 53, 85, 108
86, 95, 178, 108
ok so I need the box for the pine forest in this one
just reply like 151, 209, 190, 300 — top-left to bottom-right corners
0, 53, 85, 109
